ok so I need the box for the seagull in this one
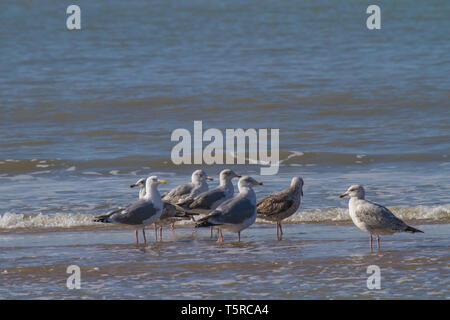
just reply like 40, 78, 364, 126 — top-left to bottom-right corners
257, 177, 304, 240
195, 176, 263, 242
182, 169, 241, 213
131, 177, 193, 240
162, 170, 213, 204
94, 176, 166, 244
181, 169, 241, 238
339, 185, 423, 250
130, 177, 147, 199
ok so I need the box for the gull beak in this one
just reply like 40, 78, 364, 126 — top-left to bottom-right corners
130, 184, 137, 188
158, 180, 167, 185
206, 176, 214, 181
236, 174, 242, 178
301, 189, 304, 197
339, 192, 348, 198
257, 181, 263, 186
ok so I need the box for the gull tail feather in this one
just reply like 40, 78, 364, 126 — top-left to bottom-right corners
93, 207, 122, 223
194, 215, 221, 228
405, 225, 424, 233
195, 219, 217, 228
177, 197, 195, 207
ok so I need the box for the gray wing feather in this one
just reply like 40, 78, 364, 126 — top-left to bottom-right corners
163, 183, 193, 201
207, 196, 255, 225
160, 201, 187, 220
110, 200, 159, 225
188, 184, 206, 199
189, 188, 226, 209
356, 201, 408, 231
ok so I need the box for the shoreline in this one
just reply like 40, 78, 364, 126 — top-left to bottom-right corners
1, 223, 448, 299
0, 218, 447, 235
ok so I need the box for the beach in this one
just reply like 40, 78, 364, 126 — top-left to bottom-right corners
1, 222, 448, 299
1, 0, 449, 299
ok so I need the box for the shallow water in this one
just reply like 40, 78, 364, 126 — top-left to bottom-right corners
1, 0, 449, 299
0, 224, 448, 299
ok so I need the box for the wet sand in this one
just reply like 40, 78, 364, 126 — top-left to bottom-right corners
1, 223, 448, 299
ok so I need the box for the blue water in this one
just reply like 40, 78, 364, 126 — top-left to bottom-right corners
0, 0, 448, 299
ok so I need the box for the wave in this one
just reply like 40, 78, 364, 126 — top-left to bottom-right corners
283, 205, 450, 223
0, 156, 168, 176
1, 204, 448, 233
0, 212, 99, 231
1, 150, 448, 176
278, 151, 448, 166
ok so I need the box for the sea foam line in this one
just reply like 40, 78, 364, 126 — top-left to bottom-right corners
1, 204, 448, 231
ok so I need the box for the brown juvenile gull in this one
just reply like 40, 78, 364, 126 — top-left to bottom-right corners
257, 176, 304, 240
339, 184, 423, 250
94, 176, 166, 245
195, 176, 263, 242
162, 170, 213, 204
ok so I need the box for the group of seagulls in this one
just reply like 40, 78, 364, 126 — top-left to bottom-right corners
94, 169, 423, 250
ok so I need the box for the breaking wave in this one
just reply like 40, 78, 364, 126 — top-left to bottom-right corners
1, 204, 448, 233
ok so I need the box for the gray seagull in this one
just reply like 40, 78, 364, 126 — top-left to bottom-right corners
195, 176, 263, 242
94, 176, 166, 244
162, 170, 213, 204
340, 184, 423, 250
130, 177, 192, 240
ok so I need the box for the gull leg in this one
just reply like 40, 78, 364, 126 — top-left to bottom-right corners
376, 235, 380, 250
217, 229, 224, 243
238, 231, 241, 242
170, 223, 175, 231
159, 226, 163, 241
142, 228, 147, 244
369, 234, 373, 251
154, 224, 158, 241
279, 223, 283, 240
210, 226, 214, 239
276, 222, 279, 240
135, 230, 139, 245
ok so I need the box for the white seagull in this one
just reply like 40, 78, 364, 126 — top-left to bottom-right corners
94, 176, 166, 244
257, 176, 304, 240
340, 184, 423, 250
195, 176, 263, 242
130, 177, 191, 240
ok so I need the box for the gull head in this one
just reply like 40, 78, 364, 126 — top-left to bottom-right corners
192, 169, 214, 182
291, 176, 304, 196
238, 176, 263, 189
130, 178, 146, 189
220, 169, 241, 182
340, 185, 365, 199
146, 176, 167, 189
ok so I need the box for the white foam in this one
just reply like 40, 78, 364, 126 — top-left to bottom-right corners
0, 212, 98, 229
284, 204, 450, 223
9, 175, 35, 181
82, 171, 102, 175
0, 204, 448, 231
30, 170, 52, 175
